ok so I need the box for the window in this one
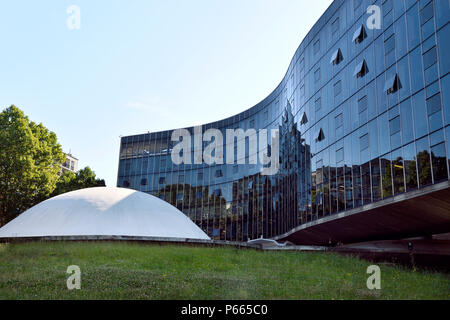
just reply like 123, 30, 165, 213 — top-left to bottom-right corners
330, 48, 343, 65
358, 96, 368, 113
142, 159, 148, 172
390, 116, 401, 135
123, 180, 130, 188
159, 177, 166, 184
354, 60, 368, 77
412, 90, 427, 138
300, 112, 308, 125
314, 39, 320, 55
263, 110, 268, 121
392, 149, 405, 194
178, 175, 184, 183
400, 99, 414, 144
427, 93, 441, 116
384, 35, 395, 55
336, 148, 344, 163
196, 191, 203, 199
360, 134, 369, 151
316, 128, 325, 142
316, 159, 323, 170
407, 4, 421, 49
233, 165, 239, 174
334, 80, 342, 96
214, 189, 222, 197
352, 25, 366, 43
249, 119, 255, 128
403, 143, 417, 190
420, 2, 434, 25
314, 68, 321, 82
160, 159, 166, 168
416, 137, 432, 186
140, 178, 147, 186
335, 113, 343, 129
384, 74, 401, 94
176, 193, 184, 201
383, 0, 393, 15
431, 143, 447, 182
332, 17, 339, 35
315, 97, 322, 112
197, 172, 203, 181
427, 93, 443, 132
423, 47, 437, 70
215, 169, 223, 178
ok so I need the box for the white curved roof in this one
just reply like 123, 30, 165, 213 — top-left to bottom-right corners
0, 187, 210, 240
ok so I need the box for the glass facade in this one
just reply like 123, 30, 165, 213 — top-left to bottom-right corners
117, 0, 450, 241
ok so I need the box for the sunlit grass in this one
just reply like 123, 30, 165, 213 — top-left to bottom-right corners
0, 241, 448, 300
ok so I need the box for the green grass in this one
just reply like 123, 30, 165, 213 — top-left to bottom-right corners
0, 241, 448, 300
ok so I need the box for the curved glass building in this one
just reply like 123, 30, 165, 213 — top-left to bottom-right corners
117, 0, 450, 244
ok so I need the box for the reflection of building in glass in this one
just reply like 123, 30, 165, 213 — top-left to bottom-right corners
118, 0, 450, 242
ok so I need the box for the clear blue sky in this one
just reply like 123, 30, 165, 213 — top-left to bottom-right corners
0, 0, 332, 186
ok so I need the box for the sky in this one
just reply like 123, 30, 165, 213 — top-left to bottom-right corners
0, 0, 333, 186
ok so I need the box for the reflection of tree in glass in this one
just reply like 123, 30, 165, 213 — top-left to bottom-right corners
392, 156, 405, 194
416, 150, 432, 186
431, 148, 447, 182
157, 183, 227, 239
404, 158, 418, 189
380, 158, 392, 198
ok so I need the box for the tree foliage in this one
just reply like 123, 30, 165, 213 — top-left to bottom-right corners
0, 105, 65, 225
52, 166, 105, 197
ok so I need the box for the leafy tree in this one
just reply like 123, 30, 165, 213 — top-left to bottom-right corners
0, 105, 65, 226
52, 166, 105, 196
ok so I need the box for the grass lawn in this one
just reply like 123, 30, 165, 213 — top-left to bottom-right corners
0, 241, 448, 300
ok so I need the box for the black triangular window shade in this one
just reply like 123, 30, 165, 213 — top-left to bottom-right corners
352, 25, 366, 43
300, 112, 308, 125
354, 59, 368, 77
316, 128, 325, 142
330, 48, 343, 65
384, 74, 401, 94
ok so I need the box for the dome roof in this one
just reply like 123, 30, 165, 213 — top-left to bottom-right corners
0, 187, 210, 240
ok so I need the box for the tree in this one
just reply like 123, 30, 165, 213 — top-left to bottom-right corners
0, 105, 65, 226
52, 166, 105, 196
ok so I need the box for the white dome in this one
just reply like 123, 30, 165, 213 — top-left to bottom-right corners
0, 187, 210, 240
